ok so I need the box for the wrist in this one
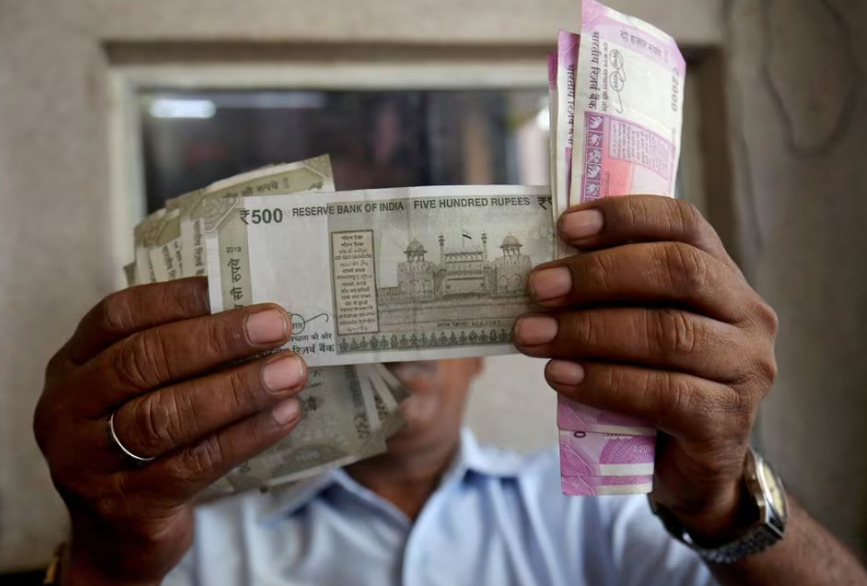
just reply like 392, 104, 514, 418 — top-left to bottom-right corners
671, 479, 759, 547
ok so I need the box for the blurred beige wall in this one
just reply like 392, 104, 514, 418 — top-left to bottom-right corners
2, 0, 866, 572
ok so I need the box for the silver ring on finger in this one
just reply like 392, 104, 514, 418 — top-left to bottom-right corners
107, 411, 156, 464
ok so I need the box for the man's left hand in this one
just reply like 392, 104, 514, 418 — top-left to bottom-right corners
514, 195, 779, 541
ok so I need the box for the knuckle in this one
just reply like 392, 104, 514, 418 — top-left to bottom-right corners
754, 299, 780, 335
161, 280, 209, 318
754, 353, 779, 390
568, 312, 603, 350
671, 199, 707, 242
128, 391, 187, 456
659, 241, 710, 295
583, 252, 614, 291
655, 373, 715, 431
226, 367, 258, 410
174, 437, 224, 482
730, 389, 758, 430
653, 371, 689, 422
44, 350, 69, 379
32, 397, 55, 455
90, 475, 135, 521
651, 309, 699, 358
203, 316, 241, 360
621, 195, 644, 228
56, 473, 130, 521
95, 291, 136, 336
596, 365, 632, 405
92, 489, 125, 521
114, 332, 169, 390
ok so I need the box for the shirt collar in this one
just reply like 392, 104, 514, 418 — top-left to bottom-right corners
257, 428, 526, 522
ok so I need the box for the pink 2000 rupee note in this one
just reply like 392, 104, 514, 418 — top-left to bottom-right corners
569, 0, 686, 206
559, 0, 686, 497
557, 396, 654, 435
561, 474, 653, 497
559, 430, 655, 476
555, 30, 580, 260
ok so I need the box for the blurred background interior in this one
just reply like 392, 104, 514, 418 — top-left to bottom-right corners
1, 0, 866, 578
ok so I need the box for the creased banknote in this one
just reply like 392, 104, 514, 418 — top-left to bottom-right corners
206, 185, 554, 367
180, 155, 335, 279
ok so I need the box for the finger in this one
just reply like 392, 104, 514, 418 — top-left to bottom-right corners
558, 195, 729, 261
514, 308, 745, 383
73, 304, 292, 417
528, 242, 753, 323
109, 353, 307, 461
59, 278, 210, 366
544, 360, 747, 442
126, 399, 303, 500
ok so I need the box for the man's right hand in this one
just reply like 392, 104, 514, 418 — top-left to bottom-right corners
33, 277, 308, 586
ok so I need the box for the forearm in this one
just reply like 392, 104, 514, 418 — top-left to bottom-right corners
709, 497, 867, 586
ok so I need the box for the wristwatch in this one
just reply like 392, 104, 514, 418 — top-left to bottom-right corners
649, 447, 788, 564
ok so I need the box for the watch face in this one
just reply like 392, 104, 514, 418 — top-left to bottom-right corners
759, 459, 788, 522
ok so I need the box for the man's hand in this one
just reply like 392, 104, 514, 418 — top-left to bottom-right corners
34, 278, 308, 586
514, 195, 778, 541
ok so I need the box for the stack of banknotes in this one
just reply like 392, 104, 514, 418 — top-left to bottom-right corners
128, 156, 422, 493
127, 0, 685, 497
548, 0, 686, 495
128, 156, 558, 494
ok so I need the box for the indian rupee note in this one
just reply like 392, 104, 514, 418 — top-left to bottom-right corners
557, 396, 654, 435
148, 208, 184, 282
547, 51, 559, 212
559, 430, 655, 476
205, 185, 554, 367
558, 0, 686, 495
555, 30, 580, 259
561, 474, 654, 496
224, 365, 385, 491
133, 209, 166, 285
180, 155, 335, 278
568, 0, 685, 207
122, 263, 136, 287
362, 364, 409, 437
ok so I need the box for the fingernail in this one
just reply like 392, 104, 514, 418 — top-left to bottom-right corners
271, 398, 301, 425
530, 267, 572, 301
561, 209, 604, 240
514, 316, 559, 346
547, 360, 585, 385
245, 309, 288, 345
262, 354, 305, 392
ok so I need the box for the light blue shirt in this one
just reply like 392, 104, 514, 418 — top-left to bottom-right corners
166, 430, 716, 586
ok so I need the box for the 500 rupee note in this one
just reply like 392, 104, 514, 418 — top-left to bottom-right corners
206, 185, 554, 367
